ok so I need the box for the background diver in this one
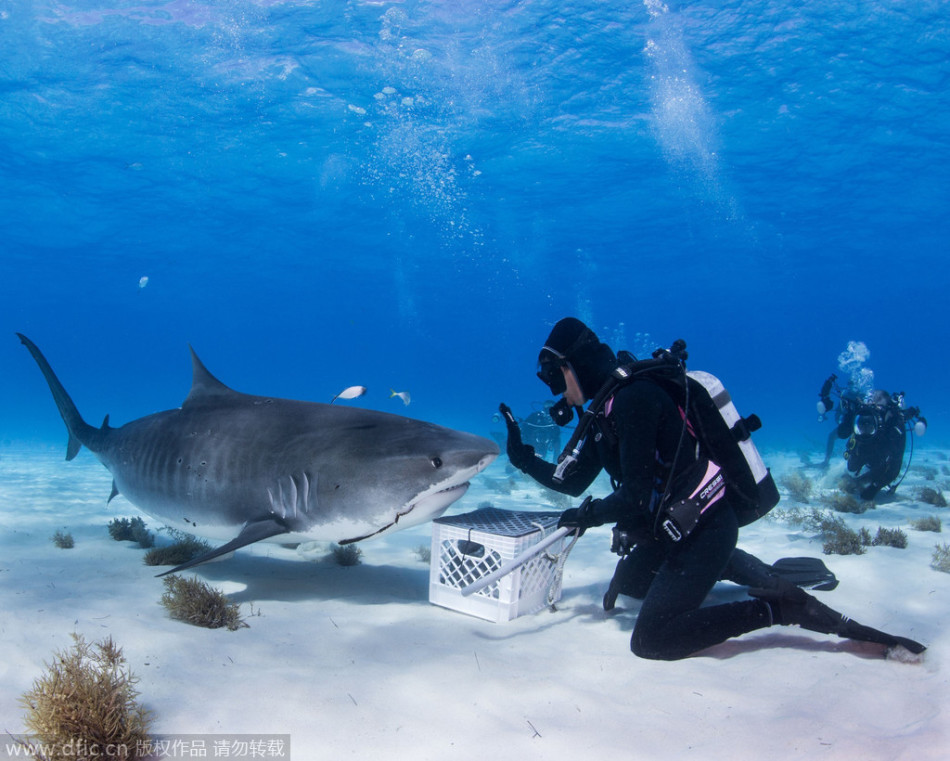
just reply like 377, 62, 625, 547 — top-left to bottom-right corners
491, 401, 561, 463
817, 374, 927, 500
501, 318, 924, 660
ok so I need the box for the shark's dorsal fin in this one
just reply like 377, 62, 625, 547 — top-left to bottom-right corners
183, 347, 239, 406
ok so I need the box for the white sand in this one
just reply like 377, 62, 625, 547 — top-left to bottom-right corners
1, 445, 948, 760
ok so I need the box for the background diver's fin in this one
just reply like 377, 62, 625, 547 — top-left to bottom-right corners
769, 557, 839, 591
155, 518, 290, 577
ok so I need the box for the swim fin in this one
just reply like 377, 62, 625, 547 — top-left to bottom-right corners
723, 549, 838, 592
750, 585, 926, 655
768, 556, 839, 591
604, 551, 839, 612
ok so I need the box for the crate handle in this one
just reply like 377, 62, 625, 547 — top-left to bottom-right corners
459, 526, 575, 597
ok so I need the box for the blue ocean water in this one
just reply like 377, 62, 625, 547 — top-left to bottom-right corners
2, 0, 948, 451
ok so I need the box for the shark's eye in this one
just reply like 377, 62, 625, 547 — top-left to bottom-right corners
431, 457, 443, 469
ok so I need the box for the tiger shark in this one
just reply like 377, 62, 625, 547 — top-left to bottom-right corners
18, 334, 498, 575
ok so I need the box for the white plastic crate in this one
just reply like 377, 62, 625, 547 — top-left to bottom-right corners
429, 507, 567, 623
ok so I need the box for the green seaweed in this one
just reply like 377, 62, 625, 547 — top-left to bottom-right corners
51, 531, 74, 549
18, 633, 151, 760
160, 575, 246, 630
143, 534, 212, 567
330, 543, 363, 566
767, 506, 830, 533
910, 515, 942, 533
821, 491, 874, 514
871, 526, 908, 549
819, 514, 869, 556
931, 543, 950, 574
107, 517, 154, 548
917, 487, 947, 508
780, 471, 814, 503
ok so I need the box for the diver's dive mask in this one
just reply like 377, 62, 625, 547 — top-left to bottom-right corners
537, 355, 568, 396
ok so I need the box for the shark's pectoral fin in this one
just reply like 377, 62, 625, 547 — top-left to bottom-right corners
108, 481, 120, 503
65, 433, 82, 461
155, 518, 290, 577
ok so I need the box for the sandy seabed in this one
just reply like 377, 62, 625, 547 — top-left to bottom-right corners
1, 445, 947, 761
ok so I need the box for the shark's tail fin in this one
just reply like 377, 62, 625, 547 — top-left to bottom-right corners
17, 333, 96, 460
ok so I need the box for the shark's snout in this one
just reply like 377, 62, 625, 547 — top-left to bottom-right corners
476, 451, 497, 472
398, 446, 498, 529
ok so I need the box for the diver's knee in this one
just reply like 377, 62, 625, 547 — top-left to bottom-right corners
630, 628, 680, 661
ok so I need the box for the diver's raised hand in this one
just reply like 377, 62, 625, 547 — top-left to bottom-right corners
499, 402, 535, 471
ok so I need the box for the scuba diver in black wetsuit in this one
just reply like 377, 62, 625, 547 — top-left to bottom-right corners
817, 375, 927, 499
817, 374, 862, 467
501, 318, 926, 659
490, 403, 561, 466
840, 390, 926, 500
521, 402, 561, 460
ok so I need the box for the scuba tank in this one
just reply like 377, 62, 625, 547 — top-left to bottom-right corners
552, 340, 779, 533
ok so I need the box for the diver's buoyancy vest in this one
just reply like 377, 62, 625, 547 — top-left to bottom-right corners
553, 349, 780, 528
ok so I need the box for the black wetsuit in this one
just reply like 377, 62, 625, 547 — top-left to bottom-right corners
521, 410, 561, 460
521, 379, 772, 660
838, 401, 907, 500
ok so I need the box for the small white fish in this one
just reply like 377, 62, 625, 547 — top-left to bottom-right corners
330, 385, 367, 404
389, 389, 411, 406
138, 276, 149, 289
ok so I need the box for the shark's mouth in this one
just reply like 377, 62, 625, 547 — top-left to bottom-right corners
339, 481, 471, 545
409, 481, 470, 517
338, 450, 496, 545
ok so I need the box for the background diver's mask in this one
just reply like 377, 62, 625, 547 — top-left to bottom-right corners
854, 412, 878, 437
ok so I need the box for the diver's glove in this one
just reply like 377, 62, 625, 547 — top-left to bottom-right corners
557, 496, 604, 536
499, 402, 536, 471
